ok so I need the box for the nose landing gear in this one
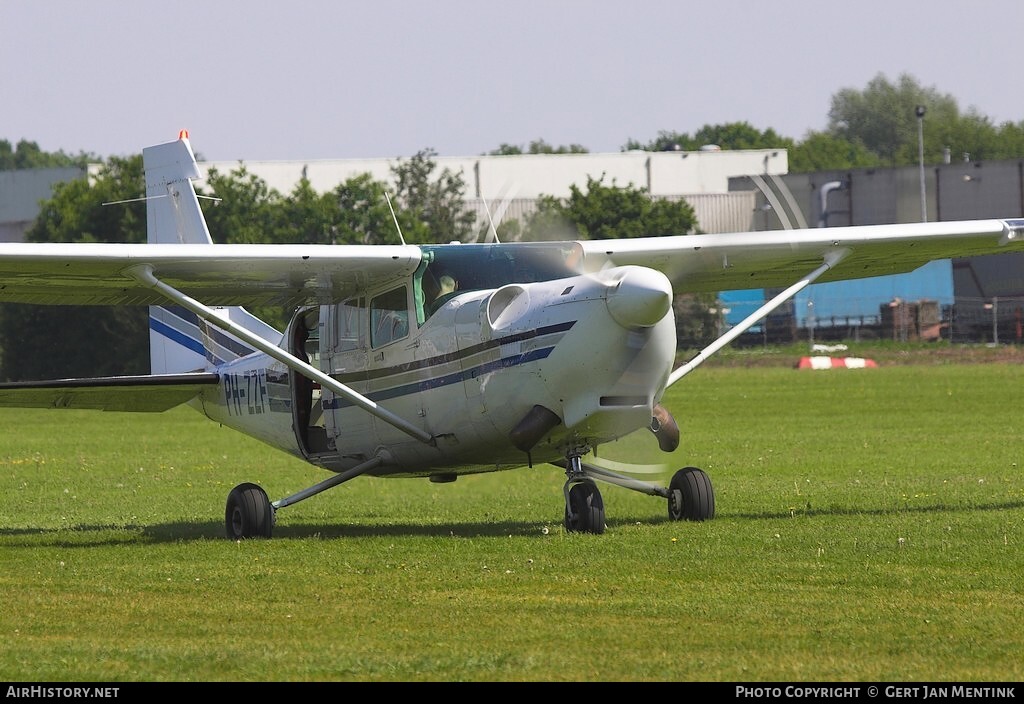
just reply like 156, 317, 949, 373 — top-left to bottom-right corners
558, 451, 714, 534
562, 453, 606, 534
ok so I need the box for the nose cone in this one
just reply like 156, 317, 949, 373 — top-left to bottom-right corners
605, 266, 673, 328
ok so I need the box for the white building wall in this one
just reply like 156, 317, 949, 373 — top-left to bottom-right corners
0, 166, 89, 242
199, 148, 787, 200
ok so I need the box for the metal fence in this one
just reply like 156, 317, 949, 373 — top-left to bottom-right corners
716, 295, 1024, 346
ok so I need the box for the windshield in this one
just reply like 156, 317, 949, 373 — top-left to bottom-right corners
415, 242, 581, 322
425, 240, 577, 288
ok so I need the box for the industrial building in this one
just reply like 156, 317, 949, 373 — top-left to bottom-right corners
737, 157, 1024, 343
0, 165, 97, 243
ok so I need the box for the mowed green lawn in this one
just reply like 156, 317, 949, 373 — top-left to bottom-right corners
1, 361, 1022, 682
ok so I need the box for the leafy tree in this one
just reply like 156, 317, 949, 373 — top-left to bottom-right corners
622, 130, 695, 152
0, 139, 98, 170
202, 166, 399, 246
993, 121, 1024, 160
925, 113, 1024, 163
622, 122, 792, 153
788, 131, 881, 172
823, 72, 1024, 167
488, 139, 589, 155
487, 144, 523, 156
29, 155, 146, 244
694, 123, 793, 151
273, 177, 346, 245
626, 75, 1024, 171
522, 175, 698, 241
199, 165, 281, 244
491, 218, 523, 242
829, 72, 960, 165
390, 149, 477, 243
0, 155, 148, 380
519, 194, 578, 241
332, 172, 401, 245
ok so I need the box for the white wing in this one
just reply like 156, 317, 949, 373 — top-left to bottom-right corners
577, 219, 1024, 293
0, 242, 422, 307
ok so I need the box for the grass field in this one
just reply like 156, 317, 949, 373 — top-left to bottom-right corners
1, 350, 1022, 682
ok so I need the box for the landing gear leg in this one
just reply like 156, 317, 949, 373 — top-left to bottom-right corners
562, 454, 605, 534
223, 456, 385, 541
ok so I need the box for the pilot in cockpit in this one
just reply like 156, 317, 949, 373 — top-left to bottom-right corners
437, 273, 457, 297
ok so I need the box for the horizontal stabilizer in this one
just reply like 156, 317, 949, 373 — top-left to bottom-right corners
0, 372, 219, 412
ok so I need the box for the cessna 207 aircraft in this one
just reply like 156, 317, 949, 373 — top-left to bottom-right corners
0, 131, 1022, 539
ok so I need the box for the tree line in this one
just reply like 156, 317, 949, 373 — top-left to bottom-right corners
498, 73, 1024, 170
2, 72, 1022, 380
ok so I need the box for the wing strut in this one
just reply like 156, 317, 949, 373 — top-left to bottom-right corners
666, 249, 850, 387
126, 265, 435, 446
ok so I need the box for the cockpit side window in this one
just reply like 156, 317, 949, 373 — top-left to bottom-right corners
334, 297, 366, 352
370, 285, 410, 348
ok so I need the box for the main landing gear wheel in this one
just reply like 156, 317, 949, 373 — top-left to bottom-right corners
564, 480, 605, 534
225, 482, 275, 539
668, 467, 715, 522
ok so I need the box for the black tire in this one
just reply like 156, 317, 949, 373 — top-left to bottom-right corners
564, 481, 605, 534
225, 482, 274, 539
668, 467, 714, 521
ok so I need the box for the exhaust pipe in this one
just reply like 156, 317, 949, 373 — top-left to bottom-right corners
649, 403, 680, 452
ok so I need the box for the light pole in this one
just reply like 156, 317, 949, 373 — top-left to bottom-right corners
916, 105, 927, 222
985, 297, 999, 345
807, 300, 815, 348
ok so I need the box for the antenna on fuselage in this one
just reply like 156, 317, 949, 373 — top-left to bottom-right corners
384, 191, 407, 245
481, 196, 501, 243
478, 181, 520, 243
101, 194, 222, 206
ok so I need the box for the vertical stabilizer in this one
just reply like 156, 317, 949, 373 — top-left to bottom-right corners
143, 132, 282, 374
143, 131, 213, 245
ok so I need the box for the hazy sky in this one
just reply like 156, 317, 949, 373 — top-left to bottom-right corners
4, 0, 1022, 162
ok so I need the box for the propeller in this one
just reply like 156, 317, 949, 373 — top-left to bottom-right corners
581, 453, 670, 475
581, 406, 685, 477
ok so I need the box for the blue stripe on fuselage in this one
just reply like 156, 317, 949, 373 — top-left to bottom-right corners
325, 345, 556, 409
149, 306, 258, 367
149, 315, 218, 362
323, 321, 574, 410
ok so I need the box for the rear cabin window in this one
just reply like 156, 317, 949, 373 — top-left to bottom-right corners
335, 297, 366, 352
370, 286, 410, 348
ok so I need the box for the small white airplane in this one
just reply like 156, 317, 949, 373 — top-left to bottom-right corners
1, 131, 1022, 538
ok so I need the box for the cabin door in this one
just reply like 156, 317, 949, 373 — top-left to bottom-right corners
321, 298, 373, 461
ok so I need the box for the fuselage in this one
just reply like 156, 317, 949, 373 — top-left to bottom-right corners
192, 243, 677, 479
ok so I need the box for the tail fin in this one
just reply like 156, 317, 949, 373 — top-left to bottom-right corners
143, 130, 213, 246
143, 131, 282, 374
